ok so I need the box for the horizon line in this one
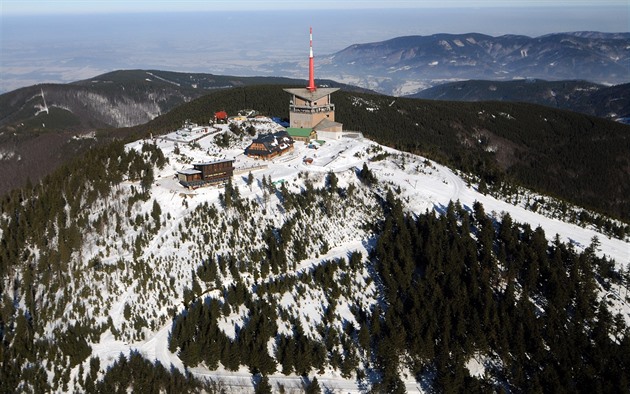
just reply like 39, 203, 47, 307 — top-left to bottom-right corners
3, 3, 628, 17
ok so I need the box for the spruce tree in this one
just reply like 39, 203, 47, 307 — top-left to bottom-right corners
247, 172, 255, 190
305, 377, 322, 394
255, 375, 272, 394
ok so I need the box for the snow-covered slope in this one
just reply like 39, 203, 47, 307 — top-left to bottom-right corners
3, 116, 629, 392
89, 119, 628, 390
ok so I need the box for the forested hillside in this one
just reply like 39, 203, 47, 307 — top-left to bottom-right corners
131, 85, 630, 222
1, 81, 629, 392
0, 132, 628, 392
408, 79, 630, 122
168, 196, 630, 392
3, 80, 628, 221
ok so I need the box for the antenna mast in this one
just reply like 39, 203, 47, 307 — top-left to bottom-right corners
307, 27, 316, 91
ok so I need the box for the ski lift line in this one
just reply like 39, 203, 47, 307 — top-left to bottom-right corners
40, 89, 49, 115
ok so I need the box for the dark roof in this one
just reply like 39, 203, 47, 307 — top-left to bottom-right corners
283, 87, 339, 102
246, 131, 294, 156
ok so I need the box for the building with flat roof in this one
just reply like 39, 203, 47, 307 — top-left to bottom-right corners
177, 159, 234, 189
314, 118, 343, 140
284, 87, 339, 130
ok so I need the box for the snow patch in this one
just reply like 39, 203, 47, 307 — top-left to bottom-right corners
439, 40, 453, 51
146, 71, 181, 87
72, 131, 97, 141
0, 150, 17, 160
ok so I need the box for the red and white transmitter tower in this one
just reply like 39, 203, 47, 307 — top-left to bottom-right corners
307, 27, 316, 91
283, 27, 341, 137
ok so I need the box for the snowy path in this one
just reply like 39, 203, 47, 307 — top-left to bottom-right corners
88, 317, 420, 394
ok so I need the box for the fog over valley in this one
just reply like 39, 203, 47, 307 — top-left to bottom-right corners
1, 6, 627, 93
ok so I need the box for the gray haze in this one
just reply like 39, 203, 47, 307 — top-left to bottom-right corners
1, 7, 628, 93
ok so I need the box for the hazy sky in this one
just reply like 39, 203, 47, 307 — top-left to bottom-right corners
3, 0, 629, 14
1, 1, 628, 92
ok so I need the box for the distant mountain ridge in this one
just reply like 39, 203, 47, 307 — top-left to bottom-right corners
319, 32, 630, 95
407, 79, 630, 122
0, 70, 367, 132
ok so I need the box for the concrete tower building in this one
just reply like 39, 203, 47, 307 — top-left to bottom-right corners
284, 28, 343, 140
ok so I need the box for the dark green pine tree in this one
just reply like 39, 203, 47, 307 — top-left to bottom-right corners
221, 339, 241, 371
255, 375, 273, 394
359, 162, 376, 185
151, 199, 162, 230
277, 336, 295, 375
305, 377, 322, 394
141, 166, 154, 196
326, 171, 338, 193
247, 172, 255, 190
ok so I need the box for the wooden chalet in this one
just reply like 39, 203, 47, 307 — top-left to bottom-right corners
245, 131, 294, 160
177, 159, 234, 189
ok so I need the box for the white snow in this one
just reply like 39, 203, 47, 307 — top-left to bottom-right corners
37, 114, 630, 392
146, 71, 181, 87
465, 354, 486, 378
465, 352, 503, 381
0, 150, 17, 160
71, 131, 97, 140
439, 40, 453, 51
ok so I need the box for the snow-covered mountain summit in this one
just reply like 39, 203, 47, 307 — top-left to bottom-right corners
2, 115, 629, 392
320, 32, 630, 95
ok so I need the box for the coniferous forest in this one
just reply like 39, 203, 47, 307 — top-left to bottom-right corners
0, 83, 628, 392
165, 192, 630, 393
